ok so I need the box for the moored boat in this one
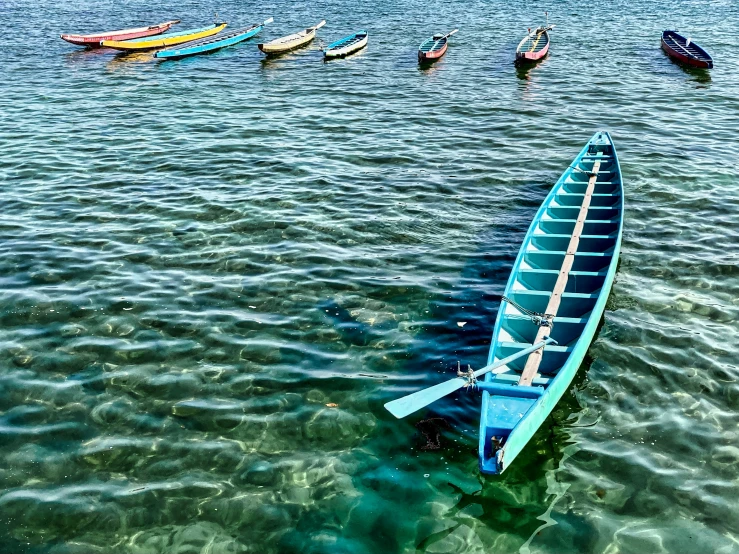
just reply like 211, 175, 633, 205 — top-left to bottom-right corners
418, 29, 458, 62
661, 30, 713, 69
258, 20, 326, 55
61, 20, 180, 48
101, 23, 227, 51
384, 132, 623, 475
515, 24, 553, 64
476, 131, 623, 473
323, 31, 368, 59
155, 17, 273, 60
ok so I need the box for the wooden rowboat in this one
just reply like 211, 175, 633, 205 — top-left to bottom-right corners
258, 20, 326, 55
661, 30, 713, 69
61, 20, 180, 48
515, 25, 553, 64
324, 31, 368, 59
383, 132, 623, 475
155, 18, 272, 60
418, 29, 458, 62
101, 23, 227, 51
477, 131, 623, 474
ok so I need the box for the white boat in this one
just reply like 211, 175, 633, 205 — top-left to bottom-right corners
258, 20, 325, 55
323, 30, 368, 59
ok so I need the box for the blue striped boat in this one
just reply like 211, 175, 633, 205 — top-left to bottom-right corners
478, 131, 623, 474
155, 17, 273, 60
323, 30, 368, 59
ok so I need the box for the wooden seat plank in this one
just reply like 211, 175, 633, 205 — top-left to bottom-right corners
518, 158, 602, 386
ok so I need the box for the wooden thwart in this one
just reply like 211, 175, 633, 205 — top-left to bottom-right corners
518, 158, 602, 386
529, 32, 543, 52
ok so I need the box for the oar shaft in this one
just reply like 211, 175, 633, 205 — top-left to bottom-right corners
472, 337, 556, 379
383, 336, 557, 419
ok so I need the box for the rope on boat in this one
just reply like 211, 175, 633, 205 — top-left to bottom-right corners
501, 296, 554, 328
568, 165, 596, 178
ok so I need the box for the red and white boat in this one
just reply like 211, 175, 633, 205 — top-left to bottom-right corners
61, 19, 180, 48
515, 24, 554, 64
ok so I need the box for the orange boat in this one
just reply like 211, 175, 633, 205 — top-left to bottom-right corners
61, 19, 180, 48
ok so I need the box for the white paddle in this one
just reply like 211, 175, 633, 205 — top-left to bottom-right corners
310, 20, 326, 33
384, 336, 557, 419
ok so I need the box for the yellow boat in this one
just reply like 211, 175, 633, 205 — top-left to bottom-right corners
102, 23, 227, 51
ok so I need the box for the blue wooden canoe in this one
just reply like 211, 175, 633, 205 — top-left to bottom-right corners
155, 17, 272, 60
478, 131, 623, 474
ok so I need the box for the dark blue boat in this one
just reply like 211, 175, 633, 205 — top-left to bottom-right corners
661, 30, 713, 69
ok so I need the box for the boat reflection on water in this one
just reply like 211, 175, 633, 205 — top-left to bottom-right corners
418, 57, 445, 76
64, 47, 112, 66
515, 54, 548, 80
665, 53, 712, 85
515, 55, 549, 97
106, 51, 157, 72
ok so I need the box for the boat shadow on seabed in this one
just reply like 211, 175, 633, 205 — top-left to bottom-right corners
315, 201, 607, 551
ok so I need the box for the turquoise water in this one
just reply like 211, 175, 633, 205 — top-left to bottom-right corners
1, 0, 739, 552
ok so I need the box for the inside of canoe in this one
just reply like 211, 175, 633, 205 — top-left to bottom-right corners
420, 37, 447, 53
663, 33, 711, 62
327, 33, 366, 51
480, 136, 622, 461
519, 30, 549, 53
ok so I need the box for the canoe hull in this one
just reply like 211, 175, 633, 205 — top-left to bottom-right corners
661, 31, 713, 69
102, 23, 227, 51
61, 20, 179, 47
478, 131, 623, 474
156, 24, 265, 60
324, 32, 368, 59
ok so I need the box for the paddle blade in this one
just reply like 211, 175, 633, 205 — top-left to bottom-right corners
263, 17, 274, 25
448, 29, 459, 37
384, 377, 465, 419
314, 20, 326, 30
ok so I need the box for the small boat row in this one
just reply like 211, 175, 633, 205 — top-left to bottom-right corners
61, 18, 372, 61
385, 131, 624, 474
61, 18, 716, 69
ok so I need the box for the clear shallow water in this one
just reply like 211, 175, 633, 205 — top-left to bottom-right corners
1, 0, 738, 552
